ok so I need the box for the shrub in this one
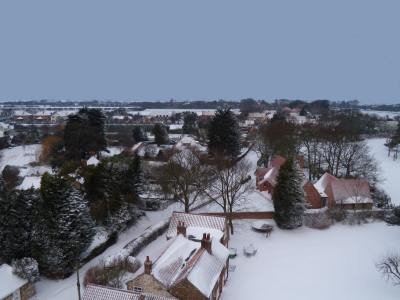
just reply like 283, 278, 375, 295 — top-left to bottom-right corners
385, 206, 400, 226
304, 211, 332, 229
84, 256, 139, 289
327, 207, 347, 222
12, 257, 40, 283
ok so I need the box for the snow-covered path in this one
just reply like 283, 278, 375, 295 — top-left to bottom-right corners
367, 138, 400, 205
222, 220, 400, 300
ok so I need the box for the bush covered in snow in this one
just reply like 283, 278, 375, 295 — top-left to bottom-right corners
12, 257, 40, 283
84, 256, 140, 289
385, 206, 400, 226
372, 187, 392, 209
304, 210, 332, 229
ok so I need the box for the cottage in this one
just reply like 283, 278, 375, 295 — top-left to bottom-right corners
83, 284, 177, 300
127, 217, 230, 300
255, 155, 289, 193
314, 173, 373, 210
0, 264, 35, 300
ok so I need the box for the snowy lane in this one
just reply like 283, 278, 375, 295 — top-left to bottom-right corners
367, 138, 400, 205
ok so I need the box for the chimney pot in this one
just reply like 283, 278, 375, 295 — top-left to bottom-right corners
144, 256, 152, 274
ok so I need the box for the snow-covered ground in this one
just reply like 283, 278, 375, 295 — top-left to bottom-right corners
0, 144, 42, 171
361, 110, 400, 119
222, 220, 400, 300
367, 138, 400, 205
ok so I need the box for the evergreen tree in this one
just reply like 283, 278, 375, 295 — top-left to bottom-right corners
64, 108, 107, 160
132, 126, 148, 144
207, 107, 240, 158
182, 112, 198, 134
82, 154, 143, 223
152, 124, 169, 146
273, 158, 305, 229
0, 181, 39, 262
36, 173, 94, 278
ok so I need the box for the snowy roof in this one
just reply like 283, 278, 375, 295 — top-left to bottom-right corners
330, 179, 372, 204
166, 212, 226, 240
187, 240, 229, 298
314, 173, 372, 204
0, 264, 28, 299
314, 172, 337, 195
153, 235, 201, 288
87, 156, 100, 166
186, 226, 224, 242
175, 135, 207, 151
83, 284, 176, 300
152, 234, 229, 298
169, 124, 183, 130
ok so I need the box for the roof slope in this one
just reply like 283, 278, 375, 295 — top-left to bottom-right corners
166, 212, 226, 239
330, 179, 372, 204
83, 284, 177, 300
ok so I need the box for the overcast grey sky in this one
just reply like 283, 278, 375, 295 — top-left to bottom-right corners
0, 0, 399, 104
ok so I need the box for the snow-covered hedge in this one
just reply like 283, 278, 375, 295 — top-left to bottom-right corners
123, 218, 170, 257
12, 257, 40, 283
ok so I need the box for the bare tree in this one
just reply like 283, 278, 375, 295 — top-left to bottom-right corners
376, 253, 400, 285
204, 158, 254, 234
162, 148, 208, 212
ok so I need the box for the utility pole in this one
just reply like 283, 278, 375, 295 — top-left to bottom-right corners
76, 265, 82, 300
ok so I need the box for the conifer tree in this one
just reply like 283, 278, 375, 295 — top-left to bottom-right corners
273, 158, 305, 229
152, 124, 169, 145
207, 107, 240, 158
0, 181, 39, 262
36, 173, 94, 278
64, 108, 107, 160
132, 126, 148, 144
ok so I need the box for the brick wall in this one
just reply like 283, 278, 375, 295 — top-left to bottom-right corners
199, 211, 274, 220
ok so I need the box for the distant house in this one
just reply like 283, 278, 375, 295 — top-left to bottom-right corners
314, 173, 373, 210
255, 155, 289, 193
0, 264, 35, 300
83, 284, 177, 300
127, 213, 230, 300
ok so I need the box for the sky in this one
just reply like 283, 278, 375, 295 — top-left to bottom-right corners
0, 0, 399, 104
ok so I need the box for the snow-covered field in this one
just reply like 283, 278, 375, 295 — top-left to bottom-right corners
367, 138, 400, 205
361, 110, 400, 119
0, 144, 42, 171
222, 220, 400, 300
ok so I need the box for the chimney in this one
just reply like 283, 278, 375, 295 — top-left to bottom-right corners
201, 233, 212, 254
201, 233, 207, 248
144, 256, 152, 274
177, 221, 187, 237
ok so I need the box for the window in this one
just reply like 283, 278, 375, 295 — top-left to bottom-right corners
133, 286, 143, 293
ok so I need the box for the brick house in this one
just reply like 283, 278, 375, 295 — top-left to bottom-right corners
255, 155, 328, 208
0, 264, 35, 300
127, 218, 229, 300
314, 173, 373, 210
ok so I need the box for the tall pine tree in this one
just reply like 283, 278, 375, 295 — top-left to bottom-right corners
208, 107, 240, 158
36, 173, 94, 278
64, 108, 107, 160
0, 179, 39, 262
273, 158, 305, 229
